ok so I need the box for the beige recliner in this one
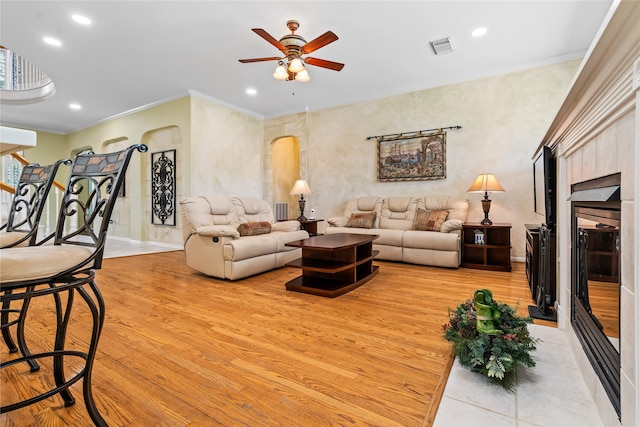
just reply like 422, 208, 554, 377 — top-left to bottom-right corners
180, 196, 309, 280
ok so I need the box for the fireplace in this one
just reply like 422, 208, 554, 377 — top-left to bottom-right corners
570, 173, 621, 419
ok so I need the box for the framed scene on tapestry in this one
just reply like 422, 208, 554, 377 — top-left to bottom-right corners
151, 149, 176, 226
377, 131, 446, 181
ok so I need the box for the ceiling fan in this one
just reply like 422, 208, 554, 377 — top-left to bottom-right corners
239, 20, 344, 82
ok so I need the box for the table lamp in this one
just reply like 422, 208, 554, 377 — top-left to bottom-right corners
290, 179, 312, 221
467, 173, 505, 225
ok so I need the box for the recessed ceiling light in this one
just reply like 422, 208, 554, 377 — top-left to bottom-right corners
72, 14, 91, 25
43, 37, 62, 46
246, 88, 257, 96
69, 103, 82, 110
471, 27, 488, 37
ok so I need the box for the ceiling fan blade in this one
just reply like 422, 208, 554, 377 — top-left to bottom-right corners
304, 57, 345, 71
302, 31, 338, 54
252, 28, 287, 53
239, 57, 282, 63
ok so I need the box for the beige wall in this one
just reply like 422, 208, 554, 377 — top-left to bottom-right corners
22, 130, 70, 184
65, 96, 191, 243
190, 94, 264, 197
265, 60, 581, 259
25, 131, 67, 164
17, 97, 190, 244
16, 60, 580, 258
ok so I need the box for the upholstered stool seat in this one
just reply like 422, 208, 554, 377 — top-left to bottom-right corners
0, 231, 29, 248
0, 245, 94, 283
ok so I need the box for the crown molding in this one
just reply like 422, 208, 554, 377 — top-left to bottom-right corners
538, 0, 639, 158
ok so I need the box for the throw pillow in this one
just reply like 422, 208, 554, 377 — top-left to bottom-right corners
237, 221, 272, 236
346, 212, 376, 229
413, 208, 448, 231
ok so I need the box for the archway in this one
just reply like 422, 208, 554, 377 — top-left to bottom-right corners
271, 136, 300, 220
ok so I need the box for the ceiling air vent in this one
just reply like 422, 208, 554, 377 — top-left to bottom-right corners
430, 37, 454, 55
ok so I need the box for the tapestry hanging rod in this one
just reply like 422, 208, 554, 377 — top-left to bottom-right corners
366, 125, 463, 141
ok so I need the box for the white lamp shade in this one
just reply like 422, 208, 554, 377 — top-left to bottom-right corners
273, 64, 289, 80
288, 58, 305, 73
290, 179, 312, 195
294, 69, 310, 82
467, 173, 505, 193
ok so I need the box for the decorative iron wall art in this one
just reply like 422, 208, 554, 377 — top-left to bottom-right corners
151, 149, 176, 225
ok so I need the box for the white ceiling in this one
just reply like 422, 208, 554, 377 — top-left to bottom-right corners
0, 1, 613, 135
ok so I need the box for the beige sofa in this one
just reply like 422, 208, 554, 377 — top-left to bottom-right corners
180, 196, 309, 280
326, 196, 469, 268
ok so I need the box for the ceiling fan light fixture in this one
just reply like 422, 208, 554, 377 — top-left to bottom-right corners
288, 57, 305, 73
240, 20, 343, 82
273, 62, 289, 80
295, 69, 310, 82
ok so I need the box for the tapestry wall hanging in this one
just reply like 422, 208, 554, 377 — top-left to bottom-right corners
151, 149, 176, 225
377, 130, 447, 181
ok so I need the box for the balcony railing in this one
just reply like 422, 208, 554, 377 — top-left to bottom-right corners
0, 46, 56, 103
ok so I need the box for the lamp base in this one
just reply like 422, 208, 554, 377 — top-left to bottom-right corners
297, 197, 307, 222
481, 197, 493, 225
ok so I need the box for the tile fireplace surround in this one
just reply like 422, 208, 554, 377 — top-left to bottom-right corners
538, 2, 639, 425
562, 111, 634, 425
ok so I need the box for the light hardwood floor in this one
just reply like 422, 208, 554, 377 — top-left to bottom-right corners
1, 251, 546, 426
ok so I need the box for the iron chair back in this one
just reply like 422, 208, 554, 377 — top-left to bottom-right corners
0, 159, 71, 248
52, 143, 149, 274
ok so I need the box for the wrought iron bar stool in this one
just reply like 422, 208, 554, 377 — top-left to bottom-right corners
0, 144, 147, 426
1, 159, 71, 371
0, 159, 70, 248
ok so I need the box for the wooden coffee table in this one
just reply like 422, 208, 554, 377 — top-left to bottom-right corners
285, 233, 379, 297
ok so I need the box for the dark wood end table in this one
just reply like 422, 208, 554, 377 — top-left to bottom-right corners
461, 223, 512, 271
297, 218, 324, 236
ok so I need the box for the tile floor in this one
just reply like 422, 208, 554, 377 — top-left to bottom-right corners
103, 237, 182, 259
433, 324, 605, 427
102, 241, 607, 427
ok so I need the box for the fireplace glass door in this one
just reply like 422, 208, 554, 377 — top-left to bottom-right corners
571, 173, 621, 419
576, 219, 620, 349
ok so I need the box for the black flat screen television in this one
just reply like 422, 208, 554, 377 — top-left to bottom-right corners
533, 146, 556, 231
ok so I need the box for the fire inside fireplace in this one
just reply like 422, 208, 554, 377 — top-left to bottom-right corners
570, 173, 621, 419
